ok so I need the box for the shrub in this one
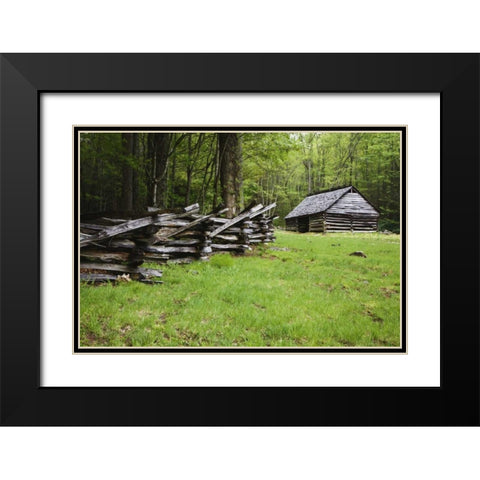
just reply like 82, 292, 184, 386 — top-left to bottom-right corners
378, 218, 400, 233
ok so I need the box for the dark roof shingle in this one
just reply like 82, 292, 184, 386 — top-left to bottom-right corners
284, 186, 352, 219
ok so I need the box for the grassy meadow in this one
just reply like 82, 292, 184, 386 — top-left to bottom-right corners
80, 230, 401, 348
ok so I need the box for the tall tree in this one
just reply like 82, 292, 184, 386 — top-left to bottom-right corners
121, 133, 134, 213
148, 133, 171, 208
218, 133, 243, 217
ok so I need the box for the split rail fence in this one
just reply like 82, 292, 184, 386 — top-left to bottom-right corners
80, 202, 276, 283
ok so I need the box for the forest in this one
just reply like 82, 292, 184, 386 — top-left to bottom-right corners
79, 130, 401, 232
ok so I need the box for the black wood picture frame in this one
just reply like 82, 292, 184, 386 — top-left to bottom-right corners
0, 53, 478, 426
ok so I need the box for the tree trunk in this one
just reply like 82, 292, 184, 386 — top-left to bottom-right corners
121, 133, 134, 213
212, 139, 220, 210
131, 133, 142, 213
148, 133, 171, 208
169, 153, 176, 208
218, 133, 242, 218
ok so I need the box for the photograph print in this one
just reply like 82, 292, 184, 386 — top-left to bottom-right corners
76, 127, 405, 351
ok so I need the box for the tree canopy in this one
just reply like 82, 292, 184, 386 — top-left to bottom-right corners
80, 130, 401, 231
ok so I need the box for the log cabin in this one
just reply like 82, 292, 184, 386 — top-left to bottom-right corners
284, 186, 379, 233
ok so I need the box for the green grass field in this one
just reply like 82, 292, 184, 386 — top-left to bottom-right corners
80, 230, 401, 348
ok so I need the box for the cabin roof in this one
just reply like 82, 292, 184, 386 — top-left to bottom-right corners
284, 186, 378, 219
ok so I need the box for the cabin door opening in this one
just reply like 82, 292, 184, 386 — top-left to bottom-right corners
298, 216, 309, 233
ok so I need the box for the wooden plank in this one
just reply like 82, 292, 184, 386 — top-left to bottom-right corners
208, 204, 263, 238
143, 246, 198, 254
80, 251, 130, 263
211, 217, 229, 224
143, 253, 170, 262
164, 238, 201, 246
147, 203, 199, 214
211, 244, 249, 250
154, 208, 229, 242
108, 239, 136, 249
80, 223, 105, 231
184, 203, 200, 213
80, 273, 118, 282
80, 216, 159, 247
99, 217, 128, 224
214, 234, 239, 242
80, 263, 163, 278
152, 219, 191, 228
249, 202, 276, 219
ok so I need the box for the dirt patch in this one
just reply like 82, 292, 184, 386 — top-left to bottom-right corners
155, 312, 168, 325
364, 309, 384, 323
380, 287, 398, 298
85, 332, 98, 344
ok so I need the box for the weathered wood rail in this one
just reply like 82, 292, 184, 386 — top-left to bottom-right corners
80, 203, 276, 283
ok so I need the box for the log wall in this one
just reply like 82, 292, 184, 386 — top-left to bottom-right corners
309, 213, 326, 233
285, 218, 297, 231
324, 213, 378, 232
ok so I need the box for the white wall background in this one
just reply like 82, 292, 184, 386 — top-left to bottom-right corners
1, 2, 479, 479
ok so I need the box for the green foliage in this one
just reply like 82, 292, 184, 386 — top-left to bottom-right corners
80, 231, 401, 348
80, 131, 401, 224
378, 218, 400, 233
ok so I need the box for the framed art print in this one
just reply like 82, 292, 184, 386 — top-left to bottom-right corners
0, 54, 478, 425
